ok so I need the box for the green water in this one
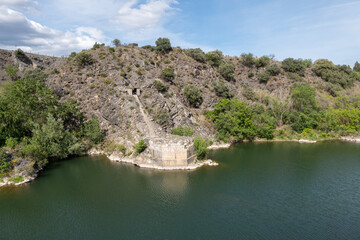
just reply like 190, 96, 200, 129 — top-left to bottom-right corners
1, 142, 360, 240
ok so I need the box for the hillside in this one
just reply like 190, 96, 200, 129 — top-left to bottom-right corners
1, 44, 360, 147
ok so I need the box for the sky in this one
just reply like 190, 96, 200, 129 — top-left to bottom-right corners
0, 0, 359, 65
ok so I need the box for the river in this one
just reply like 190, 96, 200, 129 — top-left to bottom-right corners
1, 141, 360, 239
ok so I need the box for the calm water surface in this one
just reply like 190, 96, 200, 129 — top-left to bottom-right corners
1, 142, 360, 239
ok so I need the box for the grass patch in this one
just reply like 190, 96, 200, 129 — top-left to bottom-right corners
9, 176, 24, 183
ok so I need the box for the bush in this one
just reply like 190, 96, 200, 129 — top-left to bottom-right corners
109, 47, 115, 53
255, 56, 270, 68
4, 65, 18, 80
153, 80, 167, 92
354, 61, 360, 72
133, 139, 147, 155
248, 72, 254, 78
193, 137, 212, 160
186, 48, 206, 63
92, 42, 104, 50
242, 87, 258, 101
0, 149, 12, 174
212, 80, 233, 99
5, 137, 18, 149
266, 64, 281, 76
82, 116, 105, 145
241, 53, 255, 67
206, 98, 256, 142
75, 51, 94, 67
290, 84, 317, 113
155, 38, 172, 54
219, 61, 235, 81
282, 58, 307, 75
161, 66, 175, 82
287, 72, 304, 82
68, 52, 77, 59
171, 125, 194, 137
313, 59, 355, 88
14, 49, 25, 58
184, 85, 203, 107
257, 71, 271, 83
205, 50, 223, 67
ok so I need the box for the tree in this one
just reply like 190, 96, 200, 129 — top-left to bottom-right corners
193, 137, 212, 160
354, 61, 360, 73
161, 67, 175, 82
133, 139, 147, 155
184, 85, 203, 108
212, 80, 233, 99
206, 99, 256, 142
4, 65, 18, 80
219, 61, 235, 81
112, 38, 121, 47
290, 84, 317, 113
185, 48, 206, 63
205, 50, 223, 67
282, 58, 306, 75
266, 64, 281, 76
241, 53, 255, 67
155, 37, 172, 54
75, 51, 94, 67
255, 56, 270, 68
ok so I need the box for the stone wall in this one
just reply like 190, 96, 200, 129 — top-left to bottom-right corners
147, 137, 195, 167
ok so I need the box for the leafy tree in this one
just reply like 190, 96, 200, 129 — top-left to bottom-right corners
258, 71, 271, 83
75, 51, 94, 67
205, 50, 223, 67
212, 80, 233, 99
255, 56, 270, 68
155, 38, 172, 54
206, 99, 256, 142
0, 149, 12, 174
185, 48, 206, 63
82, 116, 105, 145
266, 64, 281, 76
290, 84, 317, 113
4, 65, 18, 80
282, 58, 307, 75
161, 66, 175, 82
112, 38, 121, 47
184, 85, 203, 108
193, 137, 212, 160
219, 61, 235, 81
241, 53, 255, 67
133, 139, 147, 155
354, 61, 360, 72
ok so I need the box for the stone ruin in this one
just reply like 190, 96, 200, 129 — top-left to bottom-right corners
146, 137, 195, 167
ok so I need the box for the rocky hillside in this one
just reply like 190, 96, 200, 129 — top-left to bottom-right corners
1, 45, 359, 147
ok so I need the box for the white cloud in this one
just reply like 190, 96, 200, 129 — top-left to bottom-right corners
0, 0, 38, 13
0, 6, 104, 55
114, 0, 178, 30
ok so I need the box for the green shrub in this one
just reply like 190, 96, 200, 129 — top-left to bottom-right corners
257, 71, 271, 83
0, 149, 12, 174
282, 58, 306, 75
205, 50, 223, 67
14, 49, 25, 57
153, 80, 167, 92
212, 80, 233, 99
92, 42, 104, 50
354, 61, 360, 72
109, 47, 115, 53
206, 98, 256, 142
68, 52, 77, 59
313, 59, 355, 88
193, 137, 212, 160
154, 110, 171, 126
133, 139, 147, 155
287, 72, 304, 82
161, 67, 175, 82
241, 53, 255, 67
82, 116, 105, 145
248, 72, 254, 78
290, 84, 317, 113
186, 48, 206, 63
75, 51, 94, 67
184, 85, 203, 107
242, 87, 258, 101
5, 138, 18, 149
255, 56, 270, 68
219, 61, 235, 81
4, 65, 18, 80
171, 125, 194, 136
112, 38, 121, 47
155, 38, 172, 54
266, 64, 281, 76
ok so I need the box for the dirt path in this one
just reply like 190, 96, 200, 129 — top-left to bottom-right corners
133, 95, 157, 137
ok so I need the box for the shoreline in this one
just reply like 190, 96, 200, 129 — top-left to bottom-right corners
2, 136, 359, 188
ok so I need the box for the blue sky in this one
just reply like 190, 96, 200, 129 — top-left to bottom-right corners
0, 0, 359, 65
